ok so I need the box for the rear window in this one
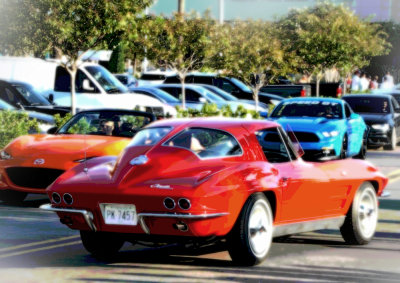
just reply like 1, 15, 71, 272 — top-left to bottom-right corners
164, 127, 242, 159
129, 127, 172, 146
344, 97, 390, 114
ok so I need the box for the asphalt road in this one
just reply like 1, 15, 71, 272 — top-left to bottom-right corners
0, 149, 399, 283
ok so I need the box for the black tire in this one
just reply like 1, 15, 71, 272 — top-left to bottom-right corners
383, 128, 396, 150
354, 133, 367, 159
340, 182, 378, 245
0, 190, 27, 204
80, 231, 124, 258
339, 135, 348, 159
227, 193, 273, 266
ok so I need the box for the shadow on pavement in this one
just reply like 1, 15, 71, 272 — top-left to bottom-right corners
380, 199, 400, 211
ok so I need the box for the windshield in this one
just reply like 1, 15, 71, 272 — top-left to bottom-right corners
129, 127, 172, 146
202, 85, 238, 101
58, 111, 153, 137
196, 87, 226, 102
85, 66, 128, 94
142, 88, 179, 103
344, 97, 390, 114
230, 77, 253, 92
0, 99, 15, 110
271, 101, 343, 119
13, 84, 51, 106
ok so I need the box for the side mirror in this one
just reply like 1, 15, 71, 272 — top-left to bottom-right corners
260, 111, 269, 118
199, 97, 207, 103
47, 127, 58, 134
82, 79, 94, 91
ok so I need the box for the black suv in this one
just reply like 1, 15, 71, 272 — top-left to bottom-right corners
343, 94, 400, 150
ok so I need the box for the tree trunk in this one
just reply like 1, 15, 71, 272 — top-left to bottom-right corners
69, 66, 78, 115
316, 78, 321, 97
180, 76, 186, 110
253, 88, 259, 112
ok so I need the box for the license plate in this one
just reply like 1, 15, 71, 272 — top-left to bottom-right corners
101, 204, 138, 226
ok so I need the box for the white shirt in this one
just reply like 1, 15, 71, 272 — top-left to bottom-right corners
351, 75, 360, 91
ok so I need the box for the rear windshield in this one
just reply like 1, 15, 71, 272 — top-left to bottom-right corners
164, 127, 242, 159
344, 97, 390, 114
129, 127, 172, 146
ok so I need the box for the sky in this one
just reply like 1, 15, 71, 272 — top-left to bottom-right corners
148, 0, 400, 22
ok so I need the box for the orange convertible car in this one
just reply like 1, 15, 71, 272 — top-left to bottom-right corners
0, 109, 155, 203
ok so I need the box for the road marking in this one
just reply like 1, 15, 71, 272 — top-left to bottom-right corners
0, 235, 79, 253
389, 175, 400, 184
0, 240, 81, 259
387, 168, 400, 178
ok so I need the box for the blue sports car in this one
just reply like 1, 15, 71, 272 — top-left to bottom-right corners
270, 97, 367, 160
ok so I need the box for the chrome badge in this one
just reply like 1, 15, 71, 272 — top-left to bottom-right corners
33, 158, 45, 165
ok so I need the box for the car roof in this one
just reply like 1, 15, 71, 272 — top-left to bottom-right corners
148, 118, 279, 134
342, 94, 393, 99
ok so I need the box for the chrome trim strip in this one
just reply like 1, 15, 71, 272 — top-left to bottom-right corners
40, 204, 97, 232
137, 212, 229, 235
273, 216, 345, 237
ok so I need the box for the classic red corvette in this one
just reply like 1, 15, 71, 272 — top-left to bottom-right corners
0, 109, 155, 203
41, 118, 388, 265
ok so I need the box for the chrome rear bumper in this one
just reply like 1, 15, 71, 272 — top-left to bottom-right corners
40, 203, 228, 234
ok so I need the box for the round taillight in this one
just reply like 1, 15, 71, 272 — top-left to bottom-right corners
178, 198, 191, 210
163, 197, 175, 210
52, 192, 61, 204
63, 193, 73, 205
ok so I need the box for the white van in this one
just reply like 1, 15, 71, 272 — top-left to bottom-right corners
0, 57, 176, 117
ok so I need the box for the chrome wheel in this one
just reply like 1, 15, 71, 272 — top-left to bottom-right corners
248, 199, 273, 258
357, 187, 378, 239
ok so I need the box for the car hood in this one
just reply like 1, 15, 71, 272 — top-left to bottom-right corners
5, 134, 130, 169
358, 113, 392, 124
271, 117, 340, 131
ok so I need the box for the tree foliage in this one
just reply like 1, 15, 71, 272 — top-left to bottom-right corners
211, 20, 284, 109
108, 42, 126, 73
276, 2, 390, 96
0, 0, 153, 114
140, 13, 216, 108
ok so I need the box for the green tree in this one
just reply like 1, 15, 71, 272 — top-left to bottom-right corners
0, 0, 153, 114
212, 20, 284, 110
276, 2, 389, 96
141, 13, 216, 109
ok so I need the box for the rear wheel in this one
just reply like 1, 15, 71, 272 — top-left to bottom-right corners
0, 190, 27, 204
228, 193, 273, 266
354, 133, 367, 159
80, 231, 124, 258
383, 128, 397, 150
340, 182, 378, 245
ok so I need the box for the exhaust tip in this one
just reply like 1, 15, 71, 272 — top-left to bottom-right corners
52, 192, 61, 204
173, 221, 188, 232
63, 193, 73, 205
178, 198, 191, 210
163, 197, 175, 210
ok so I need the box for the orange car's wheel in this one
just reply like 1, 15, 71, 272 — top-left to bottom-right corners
80, 231, 124, 258
227, 193, 273, 266
340, 182, 378, 245
0, 190, 27, 204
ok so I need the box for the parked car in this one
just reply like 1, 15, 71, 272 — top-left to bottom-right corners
0, 109, 155, 203
0, 80, 71, 116
0, 96, 55, 133
198, 84, 271, 115
41, 118, 387, 266
138, 70, 176, 86
155, 84, 260, 113
0, 57, 175, 117
163, 73, 285, 106
132, 86, 205, 111
342, 94, 400, 150
270, 98, 367, 160
114, 73, 138, 90
260, 84, 311, 98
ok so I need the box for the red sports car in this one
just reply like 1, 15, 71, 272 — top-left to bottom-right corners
41, 118, 388, 265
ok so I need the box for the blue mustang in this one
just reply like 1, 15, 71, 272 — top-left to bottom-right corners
270, 97, 367, 160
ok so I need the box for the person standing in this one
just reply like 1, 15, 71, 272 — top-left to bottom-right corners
351, 70, 361, 92
359, 73, 369, 92
383, 71, 394, 87
370, 76, 379, 90
380, 76, 393, 90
